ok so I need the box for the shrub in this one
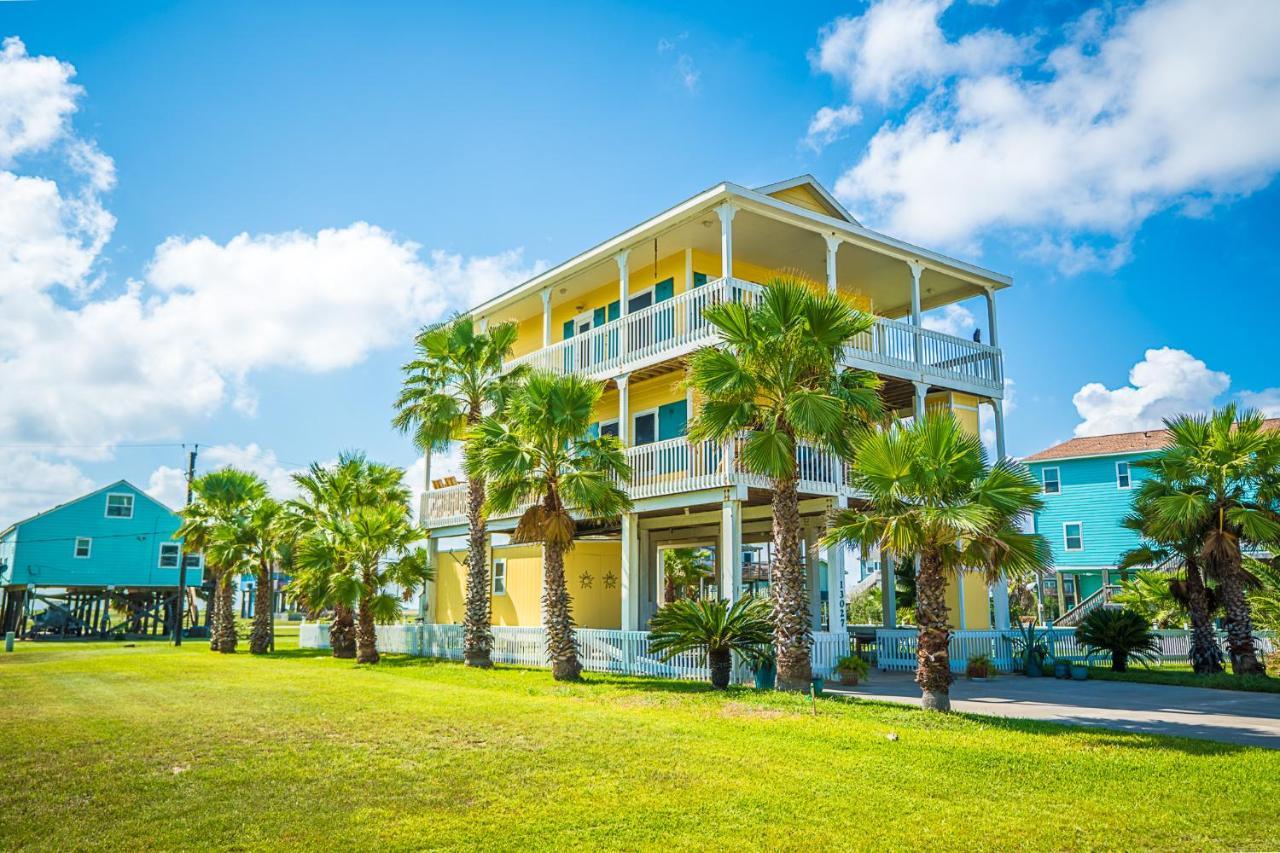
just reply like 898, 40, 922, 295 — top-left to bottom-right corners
1075, 608, 1161, 672
648, 596, 773, 689
835, 654, 869, 684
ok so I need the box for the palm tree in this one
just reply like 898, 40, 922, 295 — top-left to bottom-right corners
687, 275, 883, 692
1076, 608, 1162, 672
285, 452, 407, 658
1136, 406, 1280, 675
826, 414, 1052, 711
1112, 569, 1189, 630
648, 597, 774, 689
468, 371, 631, 681
393, 315, 523, 669
176, 468, 267, 653
208, 497, 285, 655
662, 547, 715, 601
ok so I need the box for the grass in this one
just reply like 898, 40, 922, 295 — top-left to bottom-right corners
1087, 663, 1280, 693
2, 638, 1279, 852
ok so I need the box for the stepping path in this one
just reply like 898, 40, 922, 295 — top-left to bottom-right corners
827, 671, 1280, 749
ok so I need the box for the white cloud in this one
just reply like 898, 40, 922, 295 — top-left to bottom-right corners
0, 37, 82, 164
658, 33, 699, 93
920, 303, 976, 338
805, 104, 863, 152
813, 0, 1028, 104
1239, 388, 1280, 418
814, 0, 1280, 270
0, 449, 94, 529
1072, 347, 1230, 437
146, 443, 310, 509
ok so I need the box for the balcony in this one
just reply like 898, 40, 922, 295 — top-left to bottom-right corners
420, 434, 850, 529
503, 277, 1003, 394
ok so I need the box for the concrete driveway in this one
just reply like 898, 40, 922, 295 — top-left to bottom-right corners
826, 671, 1280, 749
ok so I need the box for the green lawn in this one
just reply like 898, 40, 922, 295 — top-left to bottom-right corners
2, 640, 1278, 852
1087, 663, 1280, 693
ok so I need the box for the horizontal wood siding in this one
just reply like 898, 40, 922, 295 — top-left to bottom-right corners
1028, 453, 1149, 569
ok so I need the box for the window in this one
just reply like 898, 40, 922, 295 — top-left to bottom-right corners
598, 419, 619, 438
1042, 467, 1061, 495
182, 553, 203, 570
633, 409, 657, 446
74, 537, 92, 559
1063, 522, 1084, 552
492, 559, 507, 595
158, 543, 181, 569
105, 493, 134, 518
627, 289, 653, 313
1116, 460, 1131, 489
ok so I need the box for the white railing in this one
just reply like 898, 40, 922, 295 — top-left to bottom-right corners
504, 277, 763, 380
848, 315, 1002, 391
421, 485, 468, 528
300, 622, 855, 682
874, 627, 1278, 673
1055, 584, 1122, 627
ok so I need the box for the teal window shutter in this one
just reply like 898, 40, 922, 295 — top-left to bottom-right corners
655, 278, 674, 302
587, 422, 600, 439
593, 306, 606, 327
693, 272, 708, 288
607, 300, 620, 322
657, 399, 688, 440
563, 319, 575, 340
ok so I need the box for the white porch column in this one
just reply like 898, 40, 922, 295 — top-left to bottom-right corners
717, 202, 736, 280
423, 538, 439, 624
720, 499, 742, 602
477, 317, 488, 333
956, 569, 968, 630
983, 286, 1000, 349
908, 260, 924, 367
827, 543, 846, 632
616, 249, 631, 358
824, 234, 841, 294
992, 575, 1011, 630
616, 373, 631, 446
913, 380, 928, 421
881, 552, 897, 627
805, 527, 822, 631
620, 512, 640, 630
422, 450, 433, 500
540, 287, 552, 347
992, 398, 1007, 459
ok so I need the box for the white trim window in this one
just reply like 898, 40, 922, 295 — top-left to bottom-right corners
1116, 461, 1131, 489
1063, 522, 1084, 552
74, 537, 92, 559
492, 558, 507, 595
633, 407, 658, 446
158, 543, 181, 569
105, 492, 135, 519
1041, 467, 1061, 495
182, 553, 203, 571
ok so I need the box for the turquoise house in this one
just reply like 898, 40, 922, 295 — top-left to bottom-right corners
0, 480, 202, 637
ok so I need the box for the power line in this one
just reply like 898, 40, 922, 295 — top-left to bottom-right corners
0, 442, 201, 450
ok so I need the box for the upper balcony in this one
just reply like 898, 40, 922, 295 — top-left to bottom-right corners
502, 275, 1002, 395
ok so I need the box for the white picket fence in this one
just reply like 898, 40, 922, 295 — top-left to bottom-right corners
874, 627, 1278, 674
299, 623, 853, 682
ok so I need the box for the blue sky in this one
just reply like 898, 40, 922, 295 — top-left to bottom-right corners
1, 0, 1278, 526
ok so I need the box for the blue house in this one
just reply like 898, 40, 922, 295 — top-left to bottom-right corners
0, 480, 203, 638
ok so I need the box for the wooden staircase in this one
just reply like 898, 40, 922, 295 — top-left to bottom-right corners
1055, 584, 1123, 627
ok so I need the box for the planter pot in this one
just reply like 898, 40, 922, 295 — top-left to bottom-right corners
1024, 659, 1043, 678
811, 676, 825, 696
837, 672, 860, 687
753, 661, 776, 690
1070, 664, 1088, 681
1054, 661, 1070, 679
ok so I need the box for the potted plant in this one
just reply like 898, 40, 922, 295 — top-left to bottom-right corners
965, 653, 993, 680
1053, 657, 1070, 679
811, 675, 826, 696
834, 654, 870, 686
1070, 660, 1089, 680
752, 646, 777, 690
1007, 621, 1052, 677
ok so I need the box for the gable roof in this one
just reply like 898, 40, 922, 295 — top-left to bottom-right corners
1024, 418, 1280, 462
0, 479, 177, 539
754, 175, 859, 224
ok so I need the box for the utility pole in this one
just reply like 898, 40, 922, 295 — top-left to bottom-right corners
174, 445, 198, 646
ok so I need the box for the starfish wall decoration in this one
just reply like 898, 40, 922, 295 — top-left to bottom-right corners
602, 571, 617, 589
579, 571, 594, 589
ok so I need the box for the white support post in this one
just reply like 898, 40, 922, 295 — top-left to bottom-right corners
956, 569, 968, 630
984, 286, 999, 349
992, 398, 1007, 459
908, 260, 924, 367
423, 538, 439, 625
717, 202, 736, 281
992, 575, 1011, 630
477, 317, 488, 333
540, 287, 552, 348
824, 234, 841, 294
616, 249, 631, 358
684, 247, 693, 290
913, 380, 928, 421
621, 512, 639, 630
639, 528, 652, 626
827, 543, 846, 632
881, 552, 897, 627
805, 527, 822, 631
720, 499, 742, 602
617, 373, 631, 446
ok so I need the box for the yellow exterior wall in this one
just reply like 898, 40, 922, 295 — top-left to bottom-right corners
433, 541, 622, 629
767, 184, 839, 218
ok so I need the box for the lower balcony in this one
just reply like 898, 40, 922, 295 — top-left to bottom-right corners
420, 435, 851, 529
502, 276, 1003, 396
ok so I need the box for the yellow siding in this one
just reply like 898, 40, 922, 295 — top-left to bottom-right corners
433, 541, 622, 629
591, 372, 686, 428
768, 184, 840, 218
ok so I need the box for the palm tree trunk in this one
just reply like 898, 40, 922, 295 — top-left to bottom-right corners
463, 474, 493, 668
915, 549, 952, 711
1112, 651, 1127, 672
771, 471, 812, 692
355, 593, 379, 664
207, 576, 221, 652
542, 539, 581, 681
1183, 557, 1223, 674
708, 646, 733, 689
249, 561, 273, 654
1220, 552, 1262, 675
329, 602, 356, 659
215, 576, 237, 653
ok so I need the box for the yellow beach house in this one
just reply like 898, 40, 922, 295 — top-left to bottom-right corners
420, 175, 1011, 637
